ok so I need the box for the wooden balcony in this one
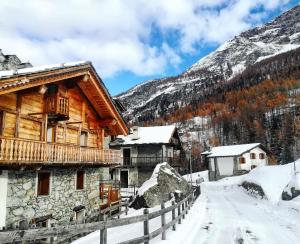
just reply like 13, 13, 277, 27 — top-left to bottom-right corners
0, 136, 122, 165
45, 94, 69, 120
122, 156, 186, 168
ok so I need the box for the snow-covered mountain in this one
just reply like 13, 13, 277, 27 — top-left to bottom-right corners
118, 5, 300, 123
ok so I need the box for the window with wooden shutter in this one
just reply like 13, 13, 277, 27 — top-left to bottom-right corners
37, 172, 50, 196
239, 157, 245, 164
76, 171, 84, 190
250, 153, 256, 159
259, 153, 265, 159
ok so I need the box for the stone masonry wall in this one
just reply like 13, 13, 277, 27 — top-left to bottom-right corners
6, 167, 109, 228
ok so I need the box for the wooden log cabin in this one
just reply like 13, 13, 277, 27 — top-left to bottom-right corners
0, 61, 128, 229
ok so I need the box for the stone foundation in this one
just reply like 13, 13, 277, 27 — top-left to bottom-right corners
5, 167, 110, 228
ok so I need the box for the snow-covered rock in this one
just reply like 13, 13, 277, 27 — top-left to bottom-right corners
282, 173, 300, 200
130, 162, 190, 209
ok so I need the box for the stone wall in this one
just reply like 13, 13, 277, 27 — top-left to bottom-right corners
5, 167, 109, 228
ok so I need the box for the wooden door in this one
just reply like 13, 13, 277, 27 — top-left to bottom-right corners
120, 170, 128, 188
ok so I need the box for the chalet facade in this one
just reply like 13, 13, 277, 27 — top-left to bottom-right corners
110, 125, 186, 187
202, 143, 268, 181
0, 61, 128, 230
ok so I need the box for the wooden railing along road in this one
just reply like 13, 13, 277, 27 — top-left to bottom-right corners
0, 136, 122, 164
0, 190, 198, 244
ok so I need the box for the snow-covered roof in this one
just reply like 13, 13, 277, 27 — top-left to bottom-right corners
202, 143, 261, 158
0, 61, 89, 79
112, 125, 176, 145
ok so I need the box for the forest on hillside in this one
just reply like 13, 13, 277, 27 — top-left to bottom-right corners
142, 48, 300, 164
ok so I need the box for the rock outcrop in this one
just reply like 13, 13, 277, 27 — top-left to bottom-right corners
282, 174, 300, 200
130, 162, 191, 209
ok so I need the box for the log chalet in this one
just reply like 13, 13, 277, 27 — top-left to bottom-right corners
0, 61, 128, 229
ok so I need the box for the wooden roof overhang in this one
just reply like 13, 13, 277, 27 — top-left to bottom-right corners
0, 62, 128, 136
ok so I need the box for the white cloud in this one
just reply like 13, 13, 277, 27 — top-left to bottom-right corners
0, 0, 295, 78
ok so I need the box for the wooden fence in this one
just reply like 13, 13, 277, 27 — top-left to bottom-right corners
99, 191, 195, 244
0, 191, 197, 244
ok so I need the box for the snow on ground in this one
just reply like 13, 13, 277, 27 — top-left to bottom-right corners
74, 161, 300, 244
183, 170, 209, 184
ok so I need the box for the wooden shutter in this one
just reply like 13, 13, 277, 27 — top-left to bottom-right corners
76, 171, 84, 189
38, 172, 50, 196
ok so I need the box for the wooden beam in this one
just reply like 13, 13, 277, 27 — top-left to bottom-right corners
0, 111, 5, 136
14, 93, 22, 138
98, 119, 116, 127
66, 121, 82, 125
43, 113, 48, 142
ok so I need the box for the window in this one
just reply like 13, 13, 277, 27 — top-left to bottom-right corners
239, 157, 246, 164
250, 153, 256, 159
76, 170, 85, 190
259, 153, 265, 159
251, 165, 257, 170
37, 172, 50, 196
80, 131, 88, 147
47, 126, 54, 143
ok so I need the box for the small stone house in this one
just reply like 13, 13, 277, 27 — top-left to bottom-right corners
202, 143, 268, 181
0, 61, 128, 230
110, 125, 185, 187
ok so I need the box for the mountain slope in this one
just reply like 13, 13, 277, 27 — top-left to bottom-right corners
118, 5, 300, 123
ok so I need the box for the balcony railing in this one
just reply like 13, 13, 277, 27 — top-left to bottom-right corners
122, 156, 186, 168
0, 136, 122, 164
45, 94, 69, 118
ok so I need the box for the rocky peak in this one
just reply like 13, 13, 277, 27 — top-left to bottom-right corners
0, 49, 32, 71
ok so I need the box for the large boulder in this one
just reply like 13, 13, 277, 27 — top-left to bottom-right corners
282, 173, 300, 200
130, 162, 191, 209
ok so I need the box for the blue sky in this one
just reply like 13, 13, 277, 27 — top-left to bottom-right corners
0, 0, 299, 95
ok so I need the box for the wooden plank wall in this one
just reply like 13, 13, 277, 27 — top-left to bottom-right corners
0, 82, 103, 148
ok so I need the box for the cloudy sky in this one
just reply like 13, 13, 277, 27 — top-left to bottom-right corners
0, 0, 299, 95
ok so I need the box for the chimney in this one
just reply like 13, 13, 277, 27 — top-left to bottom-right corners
131, 126, 140, 140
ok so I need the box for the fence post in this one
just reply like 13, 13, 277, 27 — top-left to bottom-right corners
172, 201, 176, 231
185, 200, 188, 215
125, 201, 128, 215
178, 203, 181, 224
100, 214, 107, 244
182, 202, 185, 219
144, 209, 149, 244
109, 203, 112, 217
161, 202, 166, 240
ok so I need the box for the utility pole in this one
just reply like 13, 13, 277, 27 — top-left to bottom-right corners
188, 142, 193, 186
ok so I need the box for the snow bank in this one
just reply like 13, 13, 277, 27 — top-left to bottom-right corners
203, 160, 300, 203
243, 160, 300, 203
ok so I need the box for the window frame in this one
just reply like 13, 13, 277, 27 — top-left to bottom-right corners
80, 131, 88, 147
250, 153, 256, 159
259, 153, 265, 159
76, 170, 85, 190
37, 171, 51, 196
239, 157, 246, 164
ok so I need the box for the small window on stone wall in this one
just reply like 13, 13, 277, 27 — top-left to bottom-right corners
76, 170, 85, 190
37, 172, 50, 196
250, 153, 256, 159
259, 153, 265, 159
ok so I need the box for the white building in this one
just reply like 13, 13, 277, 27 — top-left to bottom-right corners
202, 143, 268, 180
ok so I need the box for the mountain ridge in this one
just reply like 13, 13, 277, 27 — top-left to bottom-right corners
117, 4, 300, 123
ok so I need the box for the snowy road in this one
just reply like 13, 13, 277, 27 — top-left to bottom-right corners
161, 184, 300, 244
74, 183, 300, 244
